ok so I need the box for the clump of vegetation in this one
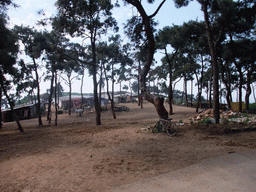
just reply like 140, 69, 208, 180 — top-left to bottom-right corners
221, 118, 229, 124
199, 117, 213, 124
242, 113, 249, 118
179, 119, 183, 123
242, 119, 249, 125
249, 103, 256, 111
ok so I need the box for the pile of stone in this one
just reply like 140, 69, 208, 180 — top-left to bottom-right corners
190, 109, 237, 121
190, 108, 256, 124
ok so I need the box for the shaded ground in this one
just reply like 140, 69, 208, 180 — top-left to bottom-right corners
0, 103, 255, 192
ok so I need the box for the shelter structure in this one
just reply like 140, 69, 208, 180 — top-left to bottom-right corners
1, 104, 38, 122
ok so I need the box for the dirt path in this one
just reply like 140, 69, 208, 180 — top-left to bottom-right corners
0, 103, 255, 192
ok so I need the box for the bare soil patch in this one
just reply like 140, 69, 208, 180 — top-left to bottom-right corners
0, 103, 255, 192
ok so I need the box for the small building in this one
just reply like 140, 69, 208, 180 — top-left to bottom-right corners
59, 95, 109, 110
1, 104, 38, 122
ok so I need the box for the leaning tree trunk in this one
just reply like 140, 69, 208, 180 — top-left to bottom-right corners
0, 74, 23, 132
32, 58, 43, 126
126, 0, 168, 120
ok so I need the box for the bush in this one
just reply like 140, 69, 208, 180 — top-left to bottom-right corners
249, 103, 256, 111
221, 118, 229, 124
199, 117, 213, 124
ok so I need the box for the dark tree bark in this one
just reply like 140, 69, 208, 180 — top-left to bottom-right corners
103, 63, 116, 119
47, 70, 55, 123
228, 33, 245, 112
191, 79, 193, 106
32, 57, 43, 126
202, 1, 220, 122
55, 71, 58, 126
0, 86, 2, 130
138, 61, 143, 108
220, 59, 232, 109
184, 77, 188, 107
165, 48, 178, 115
91, 35, 101, 125
68, 74, 72, 116
99, 62, 103, 110
196, 55, 204, 112
0, 73, 23, 132
252, 84, 256, 103
80, 69, 85, 108
125, 0, 168, 119
238, 67, 243, 112
245, 66, 255, 110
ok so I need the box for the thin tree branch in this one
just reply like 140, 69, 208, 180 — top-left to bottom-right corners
149, 0, 166, 18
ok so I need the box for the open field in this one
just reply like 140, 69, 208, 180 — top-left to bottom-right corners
1, 103, 256, 192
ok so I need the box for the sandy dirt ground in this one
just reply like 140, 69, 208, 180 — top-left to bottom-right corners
0, 103, 256, 192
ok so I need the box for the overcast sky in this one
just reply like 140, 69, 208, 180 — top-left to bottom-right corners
7, 0, 204, 95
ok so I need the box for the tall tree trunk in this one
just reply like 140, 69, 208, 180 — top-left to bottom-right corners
252, 84, 256, 103
68, 75, 72, 116
238, 68, 243, 112
196, 55, 204, 112
165, 48, 178, 115
55, 71, 58, 126
120, 81, 122, 97
191, 79, 193, 106
32, 58, 43, 126
202, 2, 220, 123
80, 69, 85, 108
168, 71, 173, 114
195, 73, 200, 112
220, 59, 232, 109
47, 70, 55, 123
245, 68, 253, 111
91, 36, 101, 125
209, 80, 212, 108
138, 61, 143, 108
0, 86, 2, 130
99, 63, 103, 109
103, 63, 116, 119
229, 33, 243, 112
184, 77, 188, 107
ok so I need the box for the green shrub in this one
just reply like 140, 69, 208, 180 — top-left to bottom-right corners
249, 103, 256, 111
242, 113, 249, 118
242, 119, 249, 125
221, 118, 229, 124
199, 117, 212, 124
